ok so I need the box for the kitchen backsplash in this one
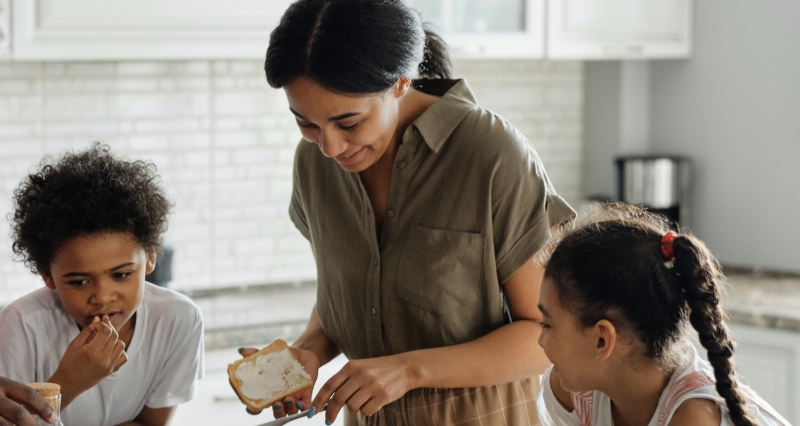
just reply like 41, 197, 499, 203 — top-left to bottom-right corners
0, 60, 582, 305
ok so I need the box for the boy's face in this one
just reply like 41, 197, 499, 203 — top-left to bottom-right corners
42, 232, 155, 342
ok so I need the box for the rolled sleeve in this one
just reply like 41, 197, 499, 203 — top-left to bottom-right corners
493, 142, 576, 284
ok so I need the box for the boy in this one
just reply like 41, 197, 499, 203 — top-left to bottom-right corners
0, 144, 204, 426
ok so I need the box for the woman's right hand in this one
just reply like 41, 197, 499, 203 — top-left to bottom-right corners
0, 376, 57, 426
238, 346, 320, 418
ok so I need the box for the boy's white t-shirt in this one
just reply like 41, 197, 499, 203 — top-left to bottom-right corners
0, 283, 205, 426
537, 346, 790, 426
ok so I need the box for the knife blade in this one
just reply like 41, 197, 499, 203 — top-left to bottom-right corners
254, 404, 327, 426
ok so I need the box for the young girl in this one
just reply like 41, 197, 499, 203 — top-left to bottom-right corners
536, 204, 789, 426
0, 144, 204, 426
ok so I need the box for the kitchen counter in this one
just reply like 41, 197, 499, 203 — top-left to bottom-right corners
192, 269, 800, 350
724, 270, 800, 332
190, 282, 316, 350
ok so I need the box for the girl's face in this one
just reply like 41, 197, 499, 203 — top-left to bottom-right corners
284, 77, 408, 172
42, 232, 155, 342
538, 277, 601, 392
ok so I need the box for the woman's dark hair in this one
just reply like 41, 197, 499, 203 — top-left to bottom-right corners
545, 203, 758, 426
265, 0, 452, 94
10, 143, 171, 276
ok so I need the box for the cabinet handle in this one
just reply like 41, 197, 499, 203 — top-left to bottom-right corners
601, 44, 644, 56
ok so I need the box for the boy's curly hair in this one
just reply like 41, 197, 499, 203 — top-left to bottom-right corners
9, 143, 171, 275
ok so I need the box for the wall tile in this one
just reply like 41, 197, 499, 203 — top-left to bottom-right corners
0, 59, 583, 306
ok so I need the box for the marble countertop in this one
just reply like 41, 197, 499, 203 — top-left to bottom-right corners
192, 270, 800, 349
724, 272, 800, 332
190, 282, 316, 350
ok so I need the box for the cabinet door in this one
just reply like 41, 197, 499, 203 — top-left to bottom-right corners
729, 324, 799, 424
408, 0, 545, 59
547, 0, 692, 59
8, 0, 292, 61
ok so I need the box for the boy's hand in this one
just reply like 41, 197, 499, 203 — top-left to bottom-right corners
49, 315, 127, 408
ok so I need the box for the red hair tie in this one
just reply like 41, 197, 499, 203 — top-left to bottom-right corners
661, 231, 677, 261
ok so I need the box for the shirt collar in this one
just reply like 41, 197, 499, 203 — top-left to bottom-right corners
411, 79, 478, 153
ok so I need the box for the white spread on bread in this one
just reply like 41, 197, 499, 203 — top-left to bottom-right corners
234, 349, 312, 401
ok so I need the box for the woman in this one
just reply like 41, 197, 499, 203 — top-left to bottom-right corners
251, 0, 575, 424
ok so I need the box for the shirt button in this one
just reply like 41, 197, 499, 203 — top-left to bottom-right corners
398, 162, 406, 169
371, 308, 377, 315
387, 210, 394, 218
373, 259, 378, 266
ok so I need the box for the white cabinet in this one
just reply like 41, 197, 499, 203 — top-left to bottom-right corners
547, 0, 692, 59
0, 0, 693, 61
4, 0, 293, 61
407, 0, 545, 59
729, 324, 799, 424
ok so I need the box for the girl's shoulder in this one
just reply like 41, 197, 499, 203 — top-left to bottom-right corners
661, 346, 791, 426
667, 398, 721, 426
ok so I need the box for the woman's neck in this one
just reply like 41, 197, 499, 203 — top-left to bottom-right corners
601, 362, 673, 426
395, 87, 440, 142
362, 87, 439, 182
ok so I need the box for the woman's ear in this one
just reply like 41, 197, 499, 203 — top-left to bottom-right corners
594, 319, 617, 360
394, 76, 412, 98
41, 274, 56, 290
145, 251, 157, 275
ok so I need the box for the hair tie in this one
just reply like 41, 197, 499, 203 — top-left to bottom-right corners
661, 231, 677, 261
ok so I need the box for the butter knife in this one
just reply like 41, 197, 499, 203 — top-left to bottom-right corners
254, 405, 327, 426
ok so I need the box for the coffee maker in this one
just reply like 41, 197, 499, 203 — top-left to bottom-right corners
615, 156, 691, 227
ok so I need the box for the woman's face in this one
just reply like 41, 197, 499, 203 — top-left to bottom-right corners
538, 277, 600, 392
284, 77, 406, 172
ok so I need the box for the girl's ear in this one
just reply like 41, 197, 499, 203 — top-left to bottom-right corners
145, 251, 157, 275
594, 319, 617, 360
394, 76, 412, 98
41, 274, 56, 290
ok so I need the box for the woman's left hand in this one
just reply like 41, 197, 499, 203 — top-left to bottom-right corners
310, 355, 417, 424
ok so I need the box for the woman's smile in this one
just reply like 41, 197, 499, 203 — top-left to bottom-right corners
334, 146, 367, 167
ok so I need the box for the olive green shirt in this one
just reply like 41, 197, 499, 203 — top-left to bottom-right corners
289, 79, 575, 361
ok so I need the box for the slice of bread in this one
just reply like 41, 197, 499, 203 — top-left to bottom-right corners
227, 339, 313, 413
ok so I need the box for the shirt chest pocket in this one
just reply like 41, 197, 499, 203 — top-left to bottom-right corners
396, 223, 485, 316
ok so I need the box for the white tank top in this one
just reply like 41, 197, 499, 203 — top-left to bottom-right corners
537, 346, 790, 426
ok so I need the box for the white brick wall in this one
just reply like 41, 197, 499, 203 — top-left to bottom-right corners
0, 59, 583, 305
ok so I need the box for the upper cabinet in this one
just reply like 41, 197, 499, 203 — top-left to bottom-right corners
547, 0, 692, 59
407, 0, 545, 59
3, 0, 293, 61
0, 0, 693, 61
